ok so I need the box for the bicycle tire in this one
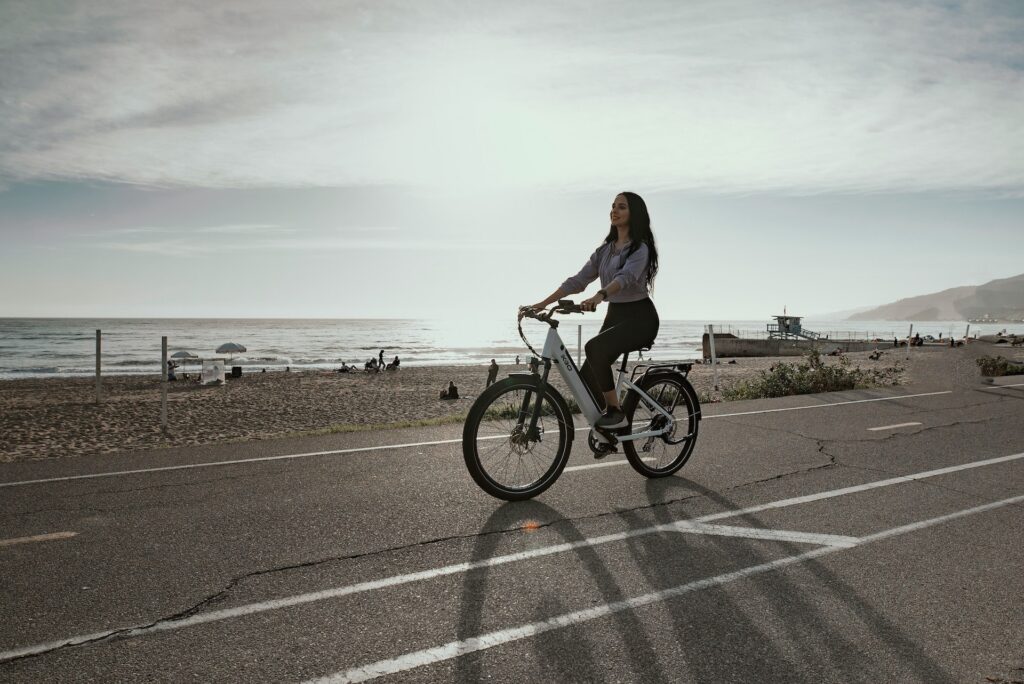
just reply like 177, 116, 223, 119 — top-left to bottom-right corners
462, 376, 574, 501
621, 372, 700, 477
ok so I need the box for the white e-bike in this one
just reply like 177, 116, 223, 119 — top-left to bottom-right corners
462, 300, 701, 501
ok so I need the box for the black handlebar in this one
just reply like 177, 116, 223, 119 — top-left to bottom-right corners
517, 299, 587, 357
519, 299, 585, 322
555, 299, 583, 314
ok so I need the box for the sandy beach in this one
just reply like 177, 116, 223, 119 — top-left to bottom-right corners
1, 344, 1016, 463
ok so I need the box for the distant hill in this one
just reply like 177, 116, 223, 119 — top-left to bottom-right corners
848, 273, 1024, 322
810, 305, 876, 319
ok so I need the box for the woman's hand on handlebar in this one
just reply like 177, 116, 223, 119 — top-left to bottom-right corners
580, 294, 603, 312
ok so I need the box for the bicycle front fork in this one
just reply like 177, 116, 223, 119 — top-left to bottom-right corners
516, 359, 553, 441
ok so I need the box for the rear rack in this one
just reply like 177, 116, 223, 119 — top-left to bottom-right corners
630, 362, 693, 384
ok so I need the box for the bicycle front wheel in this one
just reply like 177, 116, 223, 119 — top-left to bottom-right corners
622, 373, 700, 477
462, 376, 574, 501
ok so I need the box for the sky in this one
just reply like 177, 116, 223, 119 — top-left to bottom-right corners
1, 0, 1022, 320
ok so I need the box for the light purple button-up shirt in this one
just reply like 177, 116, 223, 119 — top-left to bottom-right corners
560, 241, 651, 303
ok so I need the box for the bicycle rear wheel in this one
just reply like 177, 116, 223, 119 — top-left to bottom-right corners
621, 373, 699, 477
462, 376, 574, 501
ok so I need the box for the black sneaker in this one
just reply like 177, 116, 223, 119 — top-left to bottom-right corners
595, 408, 627, 429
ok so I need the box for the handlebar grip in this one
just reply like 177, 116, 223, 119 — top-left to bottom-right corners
555, 299, 583, 313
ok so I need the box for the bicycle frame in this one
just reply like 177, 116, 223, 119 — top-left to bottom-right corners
539, 324, 677, 443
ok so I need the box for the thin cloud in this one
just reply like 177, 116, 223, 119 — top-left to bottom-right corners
192, 224, 294, 234
1, 1, 1021, 194
97, 235, 534, 256
85, 219, 526, 255
87, 223, 291, 237
100, 227, 179, 235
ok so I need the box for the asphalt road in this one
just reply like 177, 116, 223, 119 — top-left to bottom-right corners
2, 378, 1023, 683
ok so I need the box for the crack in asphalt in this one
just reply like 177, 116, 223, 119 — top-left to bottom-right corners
0, 452, 847, 666
815, 442, 1024, 509
715, 417, 823, 443
4, 393, 1022, 666
7, 449, 1022, 667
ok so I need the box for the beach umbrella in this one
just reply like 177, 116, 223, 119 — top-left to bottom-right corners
171, 351, 198, 359
216, 342, 247, 354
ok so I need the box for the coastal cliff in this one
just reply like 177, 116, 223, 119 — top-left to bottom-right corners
848, 273, 1024, 322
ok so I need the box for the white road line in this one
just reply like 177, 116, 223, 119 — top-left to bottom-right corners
0, 531, 77, 548
0, 521, 845, 662
859, 493, 1024, 543
670, 522, 859, 548
0, 389, 956, 490
695, 451, 1024, 523
867, 422, 922, 431
704, 390, 952, 419
564, 459, 631, 472
569, 389, 954, 432
3, 452, 1019, 663
308, 492, 1024, 683
988, 382, 1024, 390
564, 457, 656, 472
312, 550, 842, 684
0, 439, 464, 489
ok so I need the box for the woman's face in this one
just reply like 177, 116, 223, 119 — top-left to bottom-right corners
610, 194, 630, 230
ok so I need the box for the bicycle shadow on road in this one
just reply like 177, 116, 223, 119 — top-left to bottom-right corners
455, 500, 673, 684
625, 476, 955, 683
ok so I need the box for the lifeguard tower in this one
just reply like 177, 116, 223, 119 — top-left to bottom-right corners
767, 315, 821, 340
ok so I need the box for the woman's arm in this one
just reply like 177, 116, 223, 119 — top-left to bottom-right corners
527, 246, 603, 310
610, 243, 650, 291
580, 280, 622, 311
527, 287, 569, 310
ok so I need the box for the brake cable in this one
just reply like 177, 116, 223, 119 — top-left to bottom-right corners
517, 307, 547, 359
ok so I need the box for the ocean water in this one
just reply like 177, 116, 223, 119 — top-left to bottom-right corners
0, 317, 1018, 379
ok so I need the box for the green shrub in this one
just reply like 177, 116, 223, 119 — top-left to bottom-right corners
722, 349, 902, 400
976, 356, 1024, 377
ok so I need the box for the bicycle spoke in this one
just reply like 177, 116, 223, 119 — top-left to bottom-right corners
625, 377, 695, 471
471, 387, 563, 491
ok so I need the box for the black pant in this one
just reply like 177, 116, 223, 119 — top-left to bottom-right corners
580, 298, 659, 410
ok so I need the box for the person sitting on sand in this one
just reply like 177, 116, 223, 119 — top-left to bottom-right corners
439, 380, 459, 400
387, 355, 401, 370
365, 358, 378, 372
167, 360, 177, 381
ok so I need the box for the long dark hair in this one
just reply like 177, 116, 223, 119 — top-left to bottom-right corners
603, 191, 659, 289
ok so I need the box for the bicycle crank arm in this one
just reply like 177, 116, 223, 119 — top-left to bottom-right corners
592, 425, 622, 445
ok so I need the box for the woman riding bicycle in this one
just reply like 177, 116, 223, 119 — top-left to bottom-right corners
527, 191, 659, 430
